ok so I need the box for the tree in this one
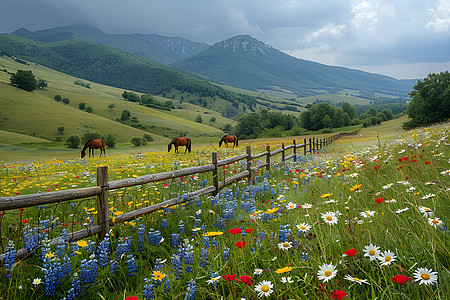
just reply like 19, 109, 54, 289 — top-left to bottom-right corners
131, 136, 142, 146
209, 117, 216, 123
195, 114, 203, 123
341, 102, 357, 119
54, 94, 62, 102
37, 78, 48, 88
143, 134, 153, 142
62, 98, 70, 105
10, 70, 37, 91
121, 110, 131, 121
85, 106, 93, 113
104, 134, 116, 148
82, 132, 104, 144
108, 103, 115, 110
57, 126, 65, 135
405, 71, 450, 128
79, 102, 86, 110
66, 135, 81, 148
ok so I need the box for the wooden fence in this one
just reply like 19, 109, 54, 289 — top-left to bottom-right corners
0, 131, 357, 262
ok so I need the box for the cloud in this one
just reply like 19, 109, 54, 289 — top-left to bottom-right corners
225, 8, 262, 35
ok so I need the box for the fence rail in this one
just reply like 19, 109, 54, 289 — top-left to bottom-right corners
0, 131, 357, 262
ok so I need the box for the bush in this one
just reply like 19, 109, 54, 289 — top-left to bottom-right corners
82, 132, 104, 144
54, 94, 62, 102
105, 134, 116, 148
66, 135, 81, 148
143, 134, 154, 142
131, 136, 142, 146
10, 70, 37, 92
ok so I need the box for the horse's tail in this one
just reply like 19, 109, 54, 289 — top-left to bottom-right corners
235, 136, 238, 147
187, 138, 191, 153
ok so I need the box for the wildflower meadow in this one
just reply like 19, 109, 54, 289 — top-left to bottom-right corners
0, 123, 449, 299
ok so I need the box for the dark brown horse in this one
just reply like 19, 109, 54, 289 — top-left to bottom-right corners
168, 137, 191, 153
81, 139, 105, 158
219, 135, 238, 148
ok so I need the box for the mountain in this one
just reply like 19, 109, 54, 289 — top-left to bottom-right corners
12, 25, 210, 64
173, 35, 416, 99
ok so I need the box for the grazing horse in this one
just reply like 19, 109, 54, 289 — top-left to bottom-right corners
219, 135, 238, 148
81, 139, 105, 158
168, 137, 191, 153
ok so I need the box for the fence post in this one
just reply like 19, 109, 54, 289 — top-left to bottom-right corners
212, 152, 219, 195
293, 140, 297, 163
266, 145, 271, 172
96, 166, 109, 241
246, 146, 252, 183
304, 138, 307, 156
281, 143, 285, 162
313, 137, 316, 153
308, 138, 312, 154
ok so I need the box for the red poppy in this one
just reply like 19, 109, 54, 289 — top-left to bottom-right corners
245, 228, 254, 233
235, 241, 247, 248
343, 249, 358, 256
391, 275, 412, 284
331, 290, 347, 300
375, 197, 384, 204
125, 297, 138, 300
405, 176, 409, 180
397, 166, 403, 170
22, 219, 29, 224
374, 166, 380, 171
240, 275, 252, 286
222, 274, 236, 281
425, 161, 430, 164
228, 228, 242, 235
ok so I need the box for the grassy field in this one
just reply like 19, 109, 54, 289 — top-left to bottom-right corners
0, 117, 448, 299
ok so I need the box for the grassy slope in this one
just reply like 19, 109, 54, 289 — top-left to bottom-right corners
0, 56, 229, 142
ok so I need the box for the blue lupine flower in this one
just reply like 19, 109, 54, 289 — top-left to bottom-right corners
126, 255, 137, 276
171, 254, 183, 279
4, 241, 16, 278
138, 224, 145, 252
179, 220, 185, 234
171, 233, 180, 247
222, 247, 230, 261
200, 247, 208, 268
202, 236, 210, 249
161, 219, 168, 228
143, 278, 155, 299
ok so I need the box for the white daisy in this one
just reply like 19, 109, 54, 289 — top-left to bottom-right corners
280, 276, 294, 284
206, 276, 221, 285
385, 199, 397, 203
395, 208, 409, 214
421, 193, 436, 199
413, 267, 438, 285
363, 243, 381, 261
321, 212, 338, 225
360, 210, 376, 218
418, 206, 434, 217
302, 203, 312, 209
344, 274, 370, 285
428, 217, 443, 228
254, 269, 264, 276
32, 278, 42, 285
296, 223, 312, 232
325, 199, 338, 204
378, 250, 397, 266
317, 263, 338, 282
278, 241, 293, 251
286, 202, 297, 210
254, 280, 274, 297
383, 183, 393, 189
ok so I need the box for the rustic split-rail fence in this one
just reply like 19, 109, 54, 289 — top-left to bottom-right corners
0, 132, 357, 263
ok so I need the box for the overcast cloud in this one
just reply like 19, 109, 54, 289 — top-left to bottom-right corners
1, 0, 449, 79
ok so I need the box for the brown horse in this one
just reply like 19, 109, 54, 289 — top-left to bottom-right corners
219, 135, 238, 148
81, 139, 106, 158
168, 137, 191, 153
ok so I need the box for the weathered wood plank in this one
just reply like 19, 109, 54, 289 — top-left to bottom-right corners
217, 154, 248, 167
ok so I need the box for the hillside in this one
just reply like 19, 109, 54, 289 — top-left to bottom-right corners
0, 55, 231, 146
173, 35, 416, 99
12, 25, 210, 64
0, 34, 258, 116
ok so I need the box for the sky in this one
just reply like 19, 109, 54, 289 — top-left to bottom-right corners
1, 0, 449, 79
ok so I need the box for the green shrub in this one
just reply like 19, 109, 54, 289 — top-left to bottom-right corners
66, 135, 81, 148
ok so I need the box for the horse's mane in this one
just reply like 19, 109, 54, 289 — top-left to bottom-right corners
168, 137, 177, 146
82, 139, 93, 151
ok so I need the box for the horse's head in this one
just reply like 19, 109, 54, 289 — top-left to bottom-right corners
219, 140, 222, 147
81, 150, 86, 158
168, 143, 172, 152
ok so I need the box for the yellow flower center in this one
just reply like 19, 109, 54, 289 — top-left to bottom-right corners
366, 212, 370, 215
261, 285, 270, 292
369, 250, 375, 255
421, 273, 430, 280
432, 219, 439, 224
326, 216, 333, 221
353, 277, 362, 282
283, 242, 290, 247
385, 256, 391, 262
300, 226, 306, 230
424, 208, 430, 211
325, 270, 332, 277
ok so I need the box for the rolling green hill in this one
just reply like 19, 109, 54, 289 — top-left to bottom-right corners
0, 55, 232, 146
0, 34, 258, 116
